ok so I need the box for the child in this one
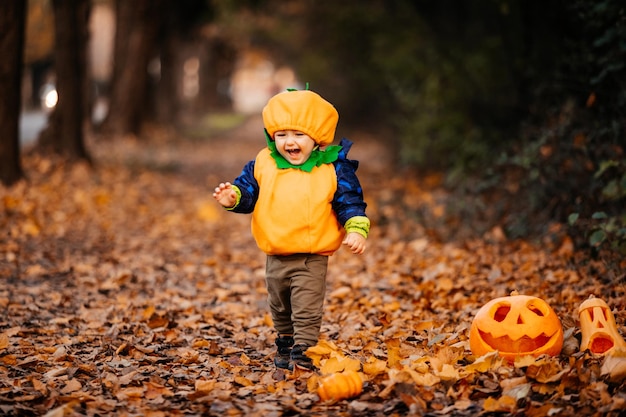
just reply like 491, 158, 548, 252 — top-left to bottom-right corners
213, 88, 370, 370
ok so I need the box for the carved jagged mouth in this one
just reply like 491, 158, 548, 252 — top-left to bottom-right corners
479, 331, 553, 354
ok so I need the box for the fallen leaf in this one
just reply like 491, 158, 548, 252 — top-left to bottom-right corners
601, 349, 626, 382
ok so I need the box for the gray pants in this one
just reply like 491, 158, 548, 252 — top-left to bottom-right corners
265, 254, 329, 347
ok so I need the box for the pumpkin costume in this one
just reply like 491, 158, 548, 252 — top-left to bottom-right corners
220, 89, 370, 370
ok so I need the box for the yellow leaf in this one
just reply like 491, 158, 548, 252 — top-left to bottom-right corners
464, 351, 503, 374
320, 357, 344, 374
240, 353, 251, 365
430, 346, 463, 372
389, 367, 440, 387
307, 374, 321, 393
387, 345, 402, 368
483, 395, 516, 412
340, 357, 361, 372
307, 340, 339, 355
362, 357, 387, 376
320, 356, 361, 375
306, 340, 342, 366
407, 368, 440, 386
435, 363, 460, 381
513, 354, 539, 368
410, 357, 429, 374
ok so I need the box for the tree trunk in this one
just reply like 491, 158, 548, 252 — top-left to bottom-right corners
100, 0, 162, 136
0, 0, 26, 186
154, 31, 181, 124
203, 36, 235, 111
38, 0, 91, 161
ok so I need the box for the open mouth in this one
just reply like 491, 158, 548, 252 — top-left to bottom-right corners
286, 149, 301, 157
587, 333, 616, 354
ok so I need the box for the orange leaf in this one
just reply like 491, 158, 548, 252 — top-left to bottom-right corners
195, 379, 216, 394
483, 395, 516, 412
0, 333, 9, 350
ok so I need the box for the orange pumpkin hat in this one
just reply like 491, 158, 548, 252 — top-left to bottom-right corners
262, 89, 339, 146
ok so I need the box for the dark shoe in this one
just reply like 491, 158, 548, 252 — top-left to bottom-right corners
274, 335, 294, 369
290, 344, 317, 371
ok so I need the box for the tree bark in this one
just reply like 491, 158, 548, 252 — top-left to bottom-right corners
38, 0, 91, 161
203, 36, 235, 111
153, 30, 181, 124
100, 0, 162, 136
0, 0, 26, 186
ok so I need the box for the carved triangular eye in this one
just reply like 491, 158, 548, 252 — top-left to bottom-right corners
588, 307, 608, 324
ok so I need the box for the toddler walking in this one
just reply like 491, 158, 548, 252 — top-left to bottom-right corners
213, 88, 370, 370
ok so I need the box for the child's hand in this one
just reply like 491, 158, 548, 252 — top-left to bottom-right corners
343, 232, 366, 254
213, 182, 237, 208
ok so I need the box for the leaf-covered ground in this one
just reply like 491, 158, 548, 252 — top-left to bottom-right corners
1, 116, 625, 416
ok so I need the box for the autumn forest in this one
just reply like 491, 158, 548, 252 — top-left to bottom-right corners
1, 0, 625, 416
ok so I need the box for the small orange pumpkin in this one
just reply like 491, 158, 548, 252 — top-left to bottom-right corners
317, 370, 363, 402
469, 292, 563, 361
578, 296, 626, 355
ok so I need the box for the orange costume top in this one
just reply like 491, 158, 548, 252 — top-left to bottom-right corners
250, 147, 343, 255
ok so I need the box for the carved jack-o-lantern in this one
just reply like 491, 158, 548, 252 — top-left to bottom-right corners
578, 296, 626, 355
470, 292, 564, 361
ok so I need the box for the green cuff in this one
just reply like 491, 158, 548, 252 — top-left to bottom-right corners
344, 216, 370, 239
224, 185, 241, 210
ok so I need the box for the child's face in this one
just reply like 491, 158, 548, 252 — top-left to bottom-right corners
273, 130, 317, 166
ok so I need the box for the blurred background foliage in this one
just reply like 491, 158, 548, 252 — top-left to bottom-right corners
214, 0, 626, 259
21, 0, 626, 262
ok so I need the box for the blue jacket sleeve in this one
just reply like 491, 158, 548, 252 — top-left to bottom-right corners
332, 138, 368, 225
231, 160, 259, 213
